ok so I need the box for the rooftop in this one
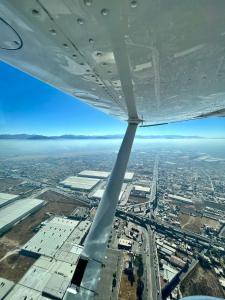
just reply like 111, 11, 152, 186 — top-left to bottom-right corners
78, 170, 134, 181
0, 192, 19, 208
22, 217, 79, 257
0, 198, 44, 234
0, 277, 14, 299
133, 185, 150, 193
61, 176, 100, 191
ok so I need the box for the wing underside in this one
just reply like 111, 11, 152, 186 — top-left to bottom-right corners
1, 0, 225, 125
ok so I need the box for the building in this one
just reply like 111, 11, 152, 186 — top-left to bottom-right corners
0, 198, 45, 235
5, 255, 78, 300
90, 188, 123, 201
131, 185, 150, 198
118, 238, 132, 250
22, 217, 79, 258
6, 218, 90, 300
61, 176, 100, 192
168, 194, 193, 205
163, 264, 179, 282
78, 170, 109, 179
0, 277, 14, 299
170, 255, 186, 268
78, 170, 134, 182
0, 192, 19, 208
69, 207, 89, 220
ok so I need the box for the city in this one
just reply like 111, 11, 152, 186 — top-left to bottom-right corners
0, 139, 224, 299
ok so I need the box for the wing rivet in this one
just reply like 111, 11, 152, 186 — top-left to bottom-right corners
49, 29, 56, 35
101, 9, 109, 16
77, 18, 84, 25
84, 0, 92, 6
32, 9, 39, 15
131, 1, 137, 8
89, 38, 94, 44
63, 43, 69, 48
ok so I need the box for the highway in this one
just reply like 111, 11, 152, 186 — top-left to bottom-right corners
116, 209, 224, 249
144, 225, 161, 300
148, 155, 159, 211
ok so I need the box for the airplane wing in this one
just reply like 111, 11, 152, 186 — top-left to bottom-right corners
1, 0, 225, 126
1, 1, 225, 299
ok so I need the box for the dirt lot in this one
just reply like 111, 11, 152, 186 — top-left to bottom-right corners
0, 253, 35, 282
0, 190, 86, 281
180, 263, 225, 298
119, 273, 137, 300
179, 213, 220, 234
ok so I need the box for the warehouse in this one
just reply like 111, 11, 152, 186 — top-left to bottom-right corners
78, 170, 110, 179
91, 188, 123, 201
163, 264, 179, 282
0, 277, 14, 299
5, 256, 78, 300
118, 238, 132, 250
61, 176, 100, 191
168, 194, 193, 205
131, 185, 150, 198
19, 256, 75, 299
0, 192, 19, 208
22, 217, 79, 257
55, 221, 91, 264
0, 198, 45, 235
90, 183, 127, 201
5, 285, 43, 300
78, 170, 134, 182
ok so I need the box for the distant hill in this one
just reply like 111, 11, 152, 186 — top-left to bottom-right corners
0, 134, 207, 140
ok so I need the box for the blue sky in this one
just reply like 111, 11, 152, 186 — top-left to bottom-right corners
0, 61, 225, 137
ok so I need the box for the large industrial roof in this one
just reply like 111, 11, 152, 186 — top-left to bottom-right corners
91, 188, 123, 201
0, 192, 19, 208
78, 170, 110, 179
168, 194, 193, 204
22, 217, 79, 257
0, 198, 44, 233
61, 176, 100, 191
133, 185, 150, 193
78, 170, 134, 181
0, 277, 14, 299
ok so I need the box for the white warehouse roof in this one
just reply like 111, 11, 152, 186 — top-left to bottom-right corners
78, 170, 134, 181
78, 170, 109, 179
0, 192, 19, 208
0, 277, 14, 299
61, 176, 100, 191
168, 194, 193, 204
22, 217, 79, 257
0, 198, 44, 234
133, 185, 150, 193
91, 189, 123, 201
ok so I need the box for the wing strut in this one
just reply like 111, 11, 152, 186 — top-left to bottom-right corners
64, 121, 138, 299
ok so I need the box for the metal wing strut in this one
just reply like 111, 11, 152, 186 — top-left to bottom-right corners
64, 121, 137, 299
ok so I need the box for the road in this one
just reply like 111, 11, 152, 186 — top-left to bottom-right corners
144, 226, 160, 300
149, 155, 159, 214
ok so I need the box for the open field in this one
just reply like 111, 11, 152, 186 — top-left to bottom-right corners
0, 253, 35, 282
179, 213, 220, 234
0, 190, 86, 281
180, 263, 224, 298
118, 273, 137, 300
38, 190, 88, 206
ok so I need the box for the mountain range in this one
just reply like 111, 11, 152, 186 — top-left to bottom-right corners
0, 134, 207, 140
